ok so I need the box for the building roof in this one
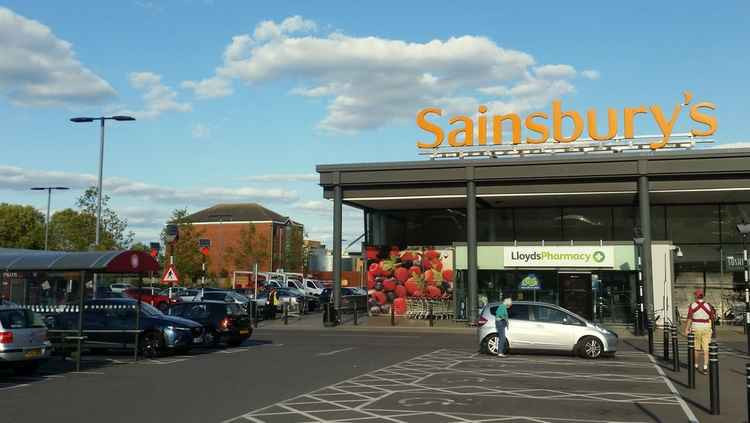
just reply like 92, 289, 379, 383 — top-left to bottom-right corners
183, 203, 294, 224
0, 249, 159, 272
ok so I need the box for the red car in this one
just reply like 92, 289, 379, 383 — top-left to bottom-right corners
123, 287, 177, 312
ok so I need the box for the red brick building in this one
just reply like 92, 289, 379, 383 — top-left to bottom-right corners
182, 204, 304, 281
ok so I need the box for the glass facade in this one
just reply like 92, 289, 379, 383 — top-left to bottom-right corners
369, 202, 750, 324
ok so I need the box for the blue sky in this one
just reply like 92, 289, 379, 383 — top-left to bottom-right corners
0, 1, 748, 247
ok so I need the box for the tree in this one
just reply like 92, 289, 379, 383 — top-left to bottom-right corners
224, 223, 269, 272
76, 187, 134, 249
0, 203, 45, 249
161, 208, 207, 284
283, 224, 304, 273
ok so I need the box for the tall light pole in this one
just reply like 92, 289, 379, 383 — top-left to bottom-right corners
70, 115, 135, 298
30, 186, 69, 250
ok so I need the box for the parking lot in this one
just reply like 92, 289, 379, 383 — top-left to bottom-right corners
2, 327, 745, 423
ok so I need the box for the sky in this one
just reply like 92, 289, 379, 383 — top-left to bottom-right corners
0, 1, 748, 250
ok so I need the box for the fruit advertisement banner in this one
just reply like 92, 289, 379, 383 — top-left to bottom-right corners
364, 245, 454, 316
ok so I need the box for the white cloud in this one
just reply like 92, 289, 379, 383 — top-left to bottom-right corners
581, 69, 600, 80
186, 16, 591, 133
119, 72, 191, 119
191, 123, 211, 139
181, 76, 233, 99
533, 64, 577, 80
242, 174, 318, 182
0, 7, 116, 106
0, 165, 298, 204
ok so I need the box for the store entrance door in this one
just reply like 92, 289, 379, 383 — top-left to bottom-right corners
558, 272, 593, 320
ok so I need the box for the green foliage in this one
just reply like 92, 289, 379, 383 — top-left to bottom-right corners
0, 203, 45, 249
161, 208, 207, 284
283, 224, 304, 272
224, 223, 269, 271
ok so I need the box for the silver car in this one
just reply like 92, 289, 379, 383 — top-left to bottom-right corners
477, 301, 618, 359
0, 302, 52, 374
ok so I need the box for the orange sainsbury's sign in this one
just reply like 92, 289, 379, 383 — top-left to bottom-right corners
416, 91, 716, 150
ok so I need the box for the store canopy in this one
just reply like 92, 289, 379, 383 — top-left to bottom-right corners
0, 248, 159, 273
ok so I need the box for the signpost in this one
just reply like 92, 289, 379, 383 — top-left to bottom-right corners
504, 246, 614, 268
199, 239, 210, 287
161, 264, 180, 285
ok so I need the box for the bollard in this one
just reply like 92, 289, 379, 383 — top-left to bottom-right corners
352, 300, 358, 326
283, 303, 289, 325
709, 341, 719, 415
687, 332, 695, 389
428, 301, 434, 327
634, 309, 642, 336
671, 323, 680, 372
390, 303, 395, 326
663, 323, 670, 361
746, 363, 750, 423
647, 318, 654, 355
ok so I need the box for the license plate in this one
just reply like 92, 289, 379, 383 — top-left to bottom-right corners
239, 330, 249, 335
24, 348, 41, 358
193, 337, 203, 343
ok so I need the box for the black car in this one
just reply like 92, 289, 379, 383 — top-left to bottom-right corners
46, 298, 204, 357
168, 301, 251, 347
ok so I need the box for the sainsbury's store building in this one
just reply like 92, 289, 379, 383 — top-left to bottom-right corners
317, 144, 750, 325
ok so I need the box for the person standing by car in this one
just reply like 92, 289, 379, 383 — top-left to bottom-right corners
684, 289, 716, 374
494, 298, 512, 357
267, 288, 279, 320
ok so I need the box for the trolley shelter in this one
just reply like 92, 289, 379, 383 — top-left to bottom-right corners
0, 248, 160, 369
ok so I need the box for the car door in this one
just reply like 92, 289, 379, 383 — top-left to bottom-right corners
504, 304, 535, 348
529, 305, 577, 350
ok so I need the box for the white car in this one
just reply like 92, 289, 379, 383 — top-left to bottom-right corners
109, 283, 133, 293
302, 279, 324, 296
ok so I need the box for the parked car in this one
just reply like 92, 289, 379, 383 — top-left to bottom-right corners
158, 287, 198, 302
0, 301, 51, 374
477, 301, 618, 359
109, 283, 134, 293
124, 287, 176, 311
193, 290, 250, 308
277, 287, 319, 312
168, 301, 251, 347
319, 287, 365, 306
47, 298, 204, 357
286, 279, 305, 291
302, 279, 324, 296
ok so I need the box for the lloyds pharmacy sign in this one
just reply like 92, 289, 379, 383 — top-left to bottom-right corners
504, 246, 615, 268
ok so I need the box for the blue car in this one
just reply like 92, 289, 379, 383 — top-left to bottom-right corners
46, 298, 204, 357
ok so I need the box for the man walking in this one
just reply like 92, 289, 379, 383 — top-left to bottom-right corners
684, 289, 716, 374
495, 298, 512, 357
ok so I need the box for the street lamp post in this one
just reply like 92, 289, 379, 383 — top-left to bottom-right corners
737, 223, 750, 354
70, 115, 135, 298
30, 186, 69, 250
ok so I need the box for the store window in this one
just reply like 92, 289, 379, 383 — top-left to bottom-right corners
721, 204, 750, 243
667, 205, 720, 244
562, 207, 612, 241
612, 206, 637, 240
514, 208, 562, 241
593, 271, 635, 323
674, 245, 722, 274
478, 209, 514, 242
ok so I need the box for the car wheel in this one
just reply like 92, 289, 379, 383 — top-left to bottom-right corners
482, 334, 507, 355
578, 336, 604, 359
141, 331, 164, 358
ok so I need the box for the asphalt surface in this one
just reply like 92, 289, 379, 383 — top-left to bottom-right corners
1, 325, 745, 423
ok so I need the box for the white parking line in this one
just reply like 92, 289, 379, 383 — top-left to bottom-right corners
317, 347, 355, 356
647, 354, 699, 423
0, 383, 30, 391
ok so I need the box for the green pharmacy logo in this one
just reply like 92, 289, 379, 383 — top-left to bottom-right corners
520, 274, 541, 290
592, 251, 606, 263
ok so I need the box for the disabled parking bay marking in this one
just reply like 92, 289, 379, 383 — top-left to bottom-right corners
222, 348, 693, 423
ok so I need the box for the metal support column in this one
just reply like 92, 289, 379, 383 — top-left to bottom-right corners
333, 183, 343, 311
638, 175, 655, 328
467, 177, 478, 322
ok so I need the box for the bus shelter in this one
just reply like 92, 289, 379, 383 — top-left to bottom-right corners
0, 248, 160, 370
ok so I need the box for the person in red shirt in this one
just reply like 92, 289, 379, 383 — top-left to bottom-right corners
684, 289, 716, 373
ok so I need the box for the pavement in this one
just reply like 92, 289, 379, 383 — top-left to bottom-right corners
1, 314, 747, 423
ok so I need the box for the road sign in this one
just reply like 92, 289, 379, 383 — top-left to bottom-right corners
161, 264, 180, 285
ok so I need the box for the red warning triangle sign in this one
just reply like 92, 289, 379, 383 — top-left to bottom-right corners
161, 264, 180, 285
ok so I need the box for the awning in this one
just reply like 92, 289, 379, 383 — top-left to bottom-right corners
0, 249, 160, 273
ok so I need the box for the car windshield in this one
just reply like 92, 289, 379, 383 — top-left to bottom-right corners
0, 309, 45, 329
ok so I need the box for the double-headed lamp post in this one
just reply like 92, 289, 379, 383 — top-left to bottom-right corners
30, 186, 69, 250
69, 116, 135, 248
737, 223, 750, 354
70, 115, 135, 298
